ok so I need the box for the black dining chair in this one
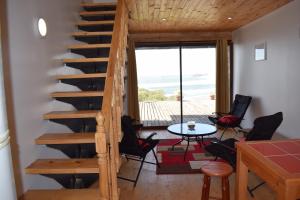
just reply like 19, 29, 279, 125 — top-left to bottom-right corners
118, 115, 160, 187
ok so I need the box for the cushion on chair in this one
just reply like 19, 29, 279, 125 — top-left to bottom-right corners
218, 115, 239, 125
138, 139, 150, 148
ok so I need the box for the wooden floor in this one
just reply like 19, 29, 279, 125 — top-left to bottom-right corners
118, 129, 277, 200
139, 100, 215, 127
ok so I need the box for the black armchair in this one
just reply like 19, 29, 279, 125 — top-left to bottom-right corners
205, 112, 283, 168
208, 94, 252, 139
118, 115, 160, 187
205, 112, 283, 196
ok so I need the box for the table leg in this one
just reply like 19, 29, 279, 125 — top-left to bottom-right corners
201, 175, 211, 200
195, 136, 201, 147
183, 137, 190, 161
222, 176, 230, 200
235, 149, 248, 200
277, 183, 298, 200
171, 137, 184, 150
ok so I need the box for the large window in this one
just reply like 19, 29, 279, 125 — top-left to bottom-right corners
136, 44, 216, 127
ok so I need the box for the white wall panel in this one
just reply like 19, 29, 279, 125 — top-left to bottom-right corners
233, 0, 300, 138
6, 0, 82, 192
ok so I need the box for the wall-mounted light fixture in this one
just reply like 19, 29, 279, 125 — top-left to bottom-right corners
37, 18, 47, 37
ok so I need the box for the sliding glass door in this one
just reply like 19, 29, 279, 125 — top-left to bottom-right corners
136, 47, 180, 126
135, 44, 216, 127
181, 45, 216, 123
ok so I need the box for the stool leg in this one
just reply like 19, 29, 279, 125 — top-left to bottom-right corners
201, 175, 211, 200
222, 176, 230, 200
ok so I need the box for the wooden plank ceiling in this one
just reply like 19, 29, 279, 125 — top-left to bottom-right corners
126, 0, 291, 33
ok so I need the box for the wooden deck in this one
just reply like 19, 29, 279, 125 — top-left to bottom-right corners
139, 100, 215, 127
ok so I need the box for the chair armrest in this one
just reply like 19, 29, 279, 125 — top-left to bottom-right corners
144, 132, 157, 142
212, 112, 230, 117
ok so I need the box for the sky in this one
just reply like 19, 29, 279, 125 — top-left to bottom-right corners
135, 47, 216, 80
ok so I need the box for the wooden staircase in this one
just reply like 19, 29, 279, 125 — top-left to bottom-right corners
26, 159, 99, 174
36, 133, 95, 145
22, 1, 128, 200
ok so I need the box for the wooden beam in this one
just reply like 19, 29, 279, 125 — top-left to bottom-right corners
56, 73, 106, 80
130, 31, 232, 42
36, 133, 95, 145
21, 189, 104, 200
77, 21, 114, 26
25, 159, 98, 174
80, 10, 116, 17
63, 58, 109, 63
68, 44, 111, 50
72, 31, 113, 37
51, 91, 104, 98
43, 111, 98, 120
80, 2, 117, 8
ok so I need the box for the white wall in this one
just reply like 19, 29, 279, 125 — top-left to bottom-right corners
0, 15, 17, 200
0, 141, 17, 200
5, 0, 82, 194
233, 0, 300, 138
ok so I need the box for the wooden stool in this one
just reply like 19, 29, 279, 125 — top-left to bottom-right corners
201, 162, 233, 200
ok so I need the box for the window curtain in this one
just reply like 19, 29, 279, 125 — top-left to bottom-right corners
127, 38, 140, 121
216, 39, 230, 113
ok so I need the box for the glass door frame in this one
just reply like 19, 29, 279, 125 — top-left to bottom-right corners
136, 41, 227, 125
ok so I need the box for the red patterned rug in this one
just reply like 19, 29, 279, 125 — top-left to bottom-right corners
156, 138, 222, 174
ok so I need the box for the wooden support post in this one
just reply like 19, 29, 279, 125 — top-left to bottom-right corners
235, 148, 248, 200
108, 113, 119, 200
222, 176, 230, 200
99, 0, 129, 199
95, 112, 109, 199
201, 175, 211, 200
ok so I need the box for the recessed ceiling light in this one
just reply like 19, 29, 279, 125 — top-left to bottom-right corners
162, 18, 167, 21
227, 17, 232, 20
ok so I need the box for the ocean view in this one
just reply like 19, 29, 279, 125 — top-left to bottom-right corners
138, 74, 215, 100
135, 47, 216, 101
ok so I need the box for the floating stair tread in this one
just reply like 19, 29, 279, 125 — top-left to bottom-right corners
21, 189, 103, 200
63, 58, 109, 63
57, 73, 106, 80
68, 44, 111, 50
51, 91, 104, 98
80, 2, 117, 7
43, 110, 98, 119
72, 31, 113, 37
36, 133, 95, 144
26, 159, 98, 174
77, 20, 114, 26
80, 10, 116, 16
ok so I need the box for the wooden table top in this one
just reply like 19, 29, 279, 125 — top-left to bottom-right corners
237, 139, 300, 179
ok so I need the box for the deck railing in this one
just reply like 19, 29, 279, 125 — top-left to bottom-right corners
95, 0, 128, 199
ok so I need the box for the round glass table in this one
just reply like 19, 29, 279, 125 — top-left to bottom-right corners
167, 123, 217, 160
